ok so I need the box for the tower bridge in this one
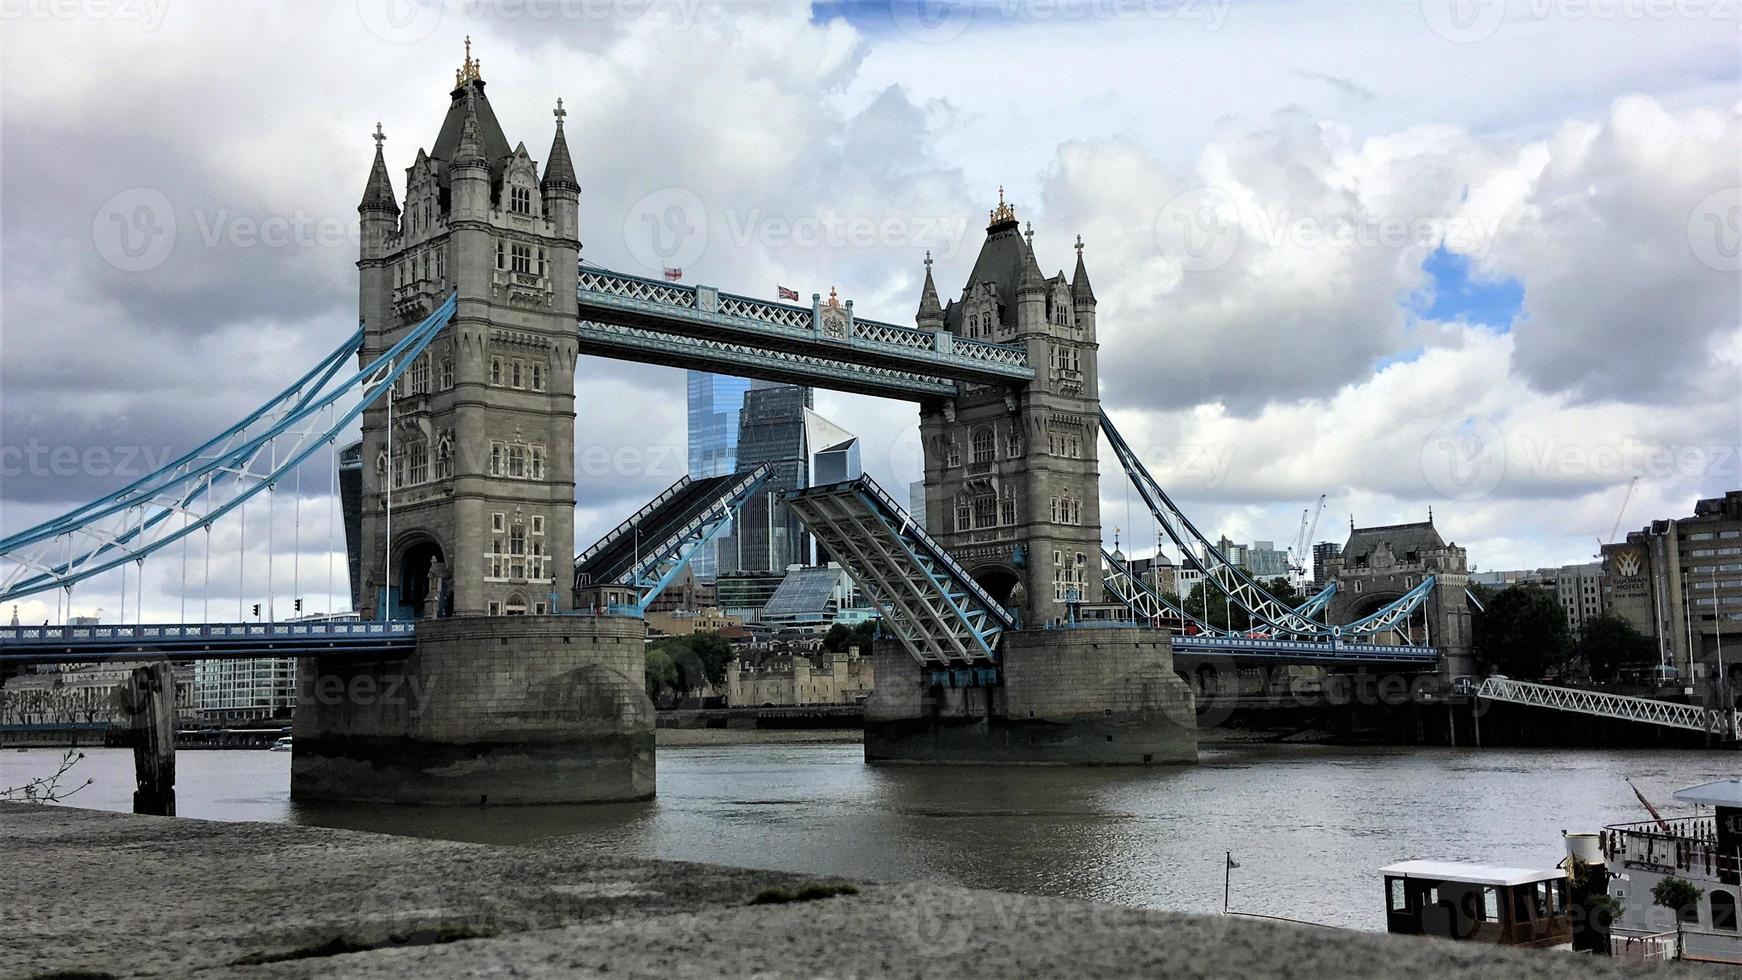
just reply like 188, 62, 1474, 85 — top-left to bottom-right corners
0, 49, 1473, 801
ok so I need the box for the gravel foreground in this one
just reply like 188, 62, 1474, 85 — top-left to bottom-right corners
0, 802, 1704, 979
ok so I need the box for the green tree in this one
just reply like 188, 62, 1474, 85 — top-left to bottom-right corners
822, 619, 880, 653
1474, 584, 1572, 679
646, 630, 737, 690
1577, 614, 1657, 682
643, 648, 680, 699
1184, 582, 1250, 632
1651, 876, 1703, 959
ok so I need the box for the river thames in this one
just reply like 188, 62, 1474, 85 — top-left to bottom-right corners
4, 742, 1729, 932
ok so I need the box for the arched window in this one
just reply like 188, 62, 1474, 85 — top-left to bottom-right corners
972, 426, 995, 464
1714, 890, 1738, 932
505, 592, 528, 615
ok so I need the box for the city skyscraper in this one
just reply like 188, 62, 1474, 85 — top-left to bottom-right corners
719, 384, 813, 573
686, 372, 762, 578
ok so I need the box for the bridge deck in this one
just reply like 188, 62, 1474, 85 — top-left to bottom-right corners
575, 475, 742, 587
0, 621, 417, 664
1170, 634, 1439, 668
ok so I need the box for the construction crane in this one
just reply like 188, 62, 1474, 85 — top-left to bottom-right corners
1288, 494, 1328, 580
1596, 476, 1639, 556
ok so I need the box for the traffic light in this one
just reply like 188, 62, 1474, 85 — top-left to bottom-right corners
294, 598, 303, 613
252, 603, 261, 618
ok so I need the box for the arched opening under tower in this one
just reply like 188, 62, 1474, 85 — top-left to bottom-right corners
972, 566, 1022, 614
395, 537, 447, 620
1345, 591, 1424, 644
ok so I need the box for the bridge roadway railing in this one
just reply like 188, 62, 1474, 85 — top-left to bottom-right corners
0, 621, 418, 664
1171, 633, 1440, 666
1476, 677, 1739, 737
575, 268, 1033, 393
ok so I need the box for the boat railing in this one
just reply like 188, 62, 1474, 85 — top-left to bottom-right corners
1603, 818, 1740, 879
1610, 929, 1679, 962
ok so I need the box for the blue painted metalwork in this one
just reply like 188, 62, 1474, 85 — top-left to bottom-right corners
1100, 409, 1433, 641
783, 476, 1011, 666
1170, 633, 1439, 665
575, 267, 1034, 399
1294, 581, 1337, 620
573, 465, 773, 615
0, 620, 417, 665
0, 295, 459, 603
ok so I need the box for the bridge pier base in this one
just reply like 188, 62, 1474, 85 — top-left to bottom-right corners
290, 616, 654, 805
865, 628, 1198, 765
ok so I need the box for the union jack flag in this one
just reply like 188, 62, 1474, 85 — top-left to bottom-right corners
663, 267, 683, 281
778, 285, 800, 301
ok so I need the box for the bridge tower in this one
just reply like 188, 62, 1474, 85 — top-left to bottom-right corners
918, 193, 1103, 628
1324, 519, 1475, 676
355, 45, 579, 620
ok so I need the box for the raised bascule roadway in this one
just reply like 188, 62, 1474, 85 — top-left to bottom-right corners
0, 48, 1563, 802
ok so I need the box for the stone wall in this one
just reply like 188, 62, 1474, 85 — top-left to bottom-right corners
291, 615, 653, 804
865, 627, 1197, 765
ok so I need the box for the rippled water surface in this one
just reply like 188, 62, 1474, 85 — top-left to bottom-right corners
4, 743, 1730, 930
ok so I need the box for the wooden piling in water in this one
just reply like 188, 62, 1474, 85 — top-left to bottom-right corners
122, 663, 175, 816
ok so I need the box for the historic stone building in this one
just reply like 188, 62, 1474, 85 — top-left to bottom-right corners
1323, 519, 1474, 675
917, 192, 1102, 628
354, 45, 579, 619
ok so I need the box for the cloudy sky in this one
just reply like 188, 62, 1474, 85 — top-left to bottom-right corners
0, 0, 1738, 623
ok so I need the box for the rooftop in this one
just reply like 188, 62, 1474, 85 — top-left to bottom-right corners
1377, 860, 1564, 888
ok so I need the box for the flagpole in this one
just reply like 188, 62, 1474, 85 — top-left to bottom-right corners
1224, 851, 1232, 915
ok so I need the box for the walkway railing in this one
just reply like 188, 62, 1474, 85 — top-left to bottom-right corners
1477, 677, 1738, 737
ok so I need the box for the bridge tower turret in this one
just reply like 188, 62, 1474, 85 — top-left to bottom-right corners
918, 191, 1104, 628
353, 44, 579, 621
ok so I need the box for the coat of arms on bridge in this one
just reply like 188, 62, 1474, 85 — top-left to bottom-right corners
819, 286, 850, 340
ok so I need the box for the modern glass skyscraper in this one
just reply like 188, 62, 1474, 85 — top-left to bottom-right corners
720, 384, 814, 573
686, 372, 759, 578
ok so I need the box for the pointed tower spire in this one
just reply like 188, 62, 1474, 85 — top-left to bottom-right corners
454, 89, 488, 168
359, 122, 400, 214
916, 250, 944, 330
1071, 234, 1096, 303
1018, 225, 1046, 294
541, 96, 579, 192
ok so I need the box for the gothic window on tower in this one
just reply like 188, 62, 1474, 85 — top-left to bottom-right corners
529, 361, 544, 391
972, 426, 995, 464
508, 444, 527, 478
489, 442, 504, 476
530, 446, 545, 480
408, 440, 429, 485
999, 487, 1016, 525
510, 360, 523, 388
974, 495, 996, 528
408, 355, 429, 395
438, 352, 454, 390
537, 247, 547, 278
434, 437, 453, 480
1006, 428, 1021, 458
490, 358, 503, 385
955, 497, 971, 533
510, 185, 532, 215
495, 240, 505, 271
511, 244, 532, 274
947, 441, 961, 467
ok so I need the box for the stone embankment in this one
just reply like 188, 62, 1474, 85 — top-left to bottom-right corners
0, 803, 1699, 979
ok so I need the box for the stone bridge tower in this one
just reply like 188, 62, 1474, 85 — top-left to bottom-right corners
1323, 519, 1474, 676
355, 45, 580, 619
918, 193, 1102, 628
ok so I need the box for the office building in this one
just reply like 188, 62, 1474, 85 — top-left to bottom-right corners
686, 372, 762, 578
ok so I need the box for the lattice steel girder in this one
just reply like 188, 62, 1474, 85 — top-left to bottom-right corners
576, 268, 1034, 388
1099, 409, 1434, 640
784, 476, 1011, 667
1477, 677, 1738, 736
576, 319, 956, 401
0, 295, 459, 603
0, 620, 418, 664
606, 466, 771, 614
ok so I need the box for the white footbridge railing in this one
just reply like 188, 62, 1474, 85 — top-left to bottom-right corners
1476, 677, 1738, 738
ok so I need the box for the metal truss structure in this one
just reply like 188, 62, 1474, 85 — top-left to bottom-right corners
784, 476, 1013, 667
0, 620, 417, 665
575, 267, 1035, 400
1477, 677, 1739, 737
0, 294, 458, 605
1294, 582, 1337, 620
1100, 549, 1343, 639
1100, 409, 1433, 640
1170, 633, 1439, 666
573, 465, 772, 615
